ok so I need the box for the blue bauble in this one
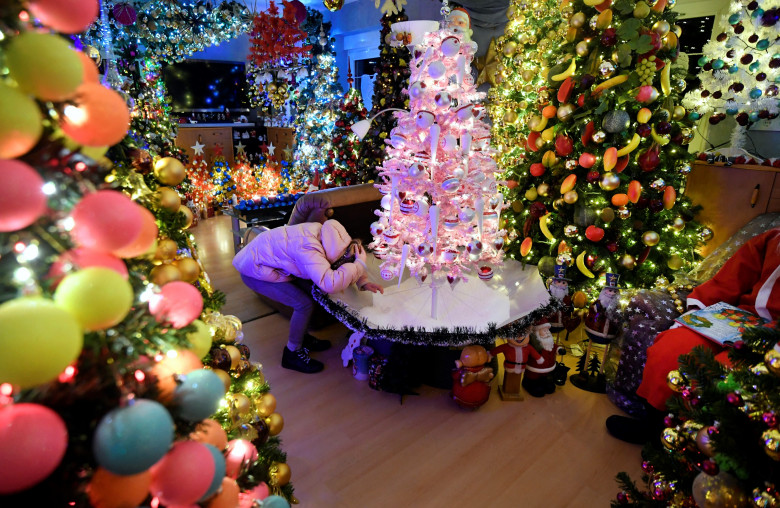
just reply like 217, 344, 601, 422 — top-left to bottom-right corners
262, 495, 291, 508
199, 444, 226, 501
728, 13, 741, 24
712, 59, 725, 70
697, 56, 709, 66
93, 399, 174, 475
758, 39, 770, 50
749, 111, 759, 122
750, 88, 763, 99
750, 61, 761, 72
726, 106, 739, 115
689, 112, 701, 120
261, 196, 269, 205
173, 369, 226, 422
728, 65, 739, 74
752, 8, 765, 18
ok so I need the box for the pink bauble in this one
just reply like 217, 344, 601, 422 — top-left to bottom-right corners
49, 247, 128, 286
71, 190, 143, 252
28, 0, 99, 33
249, 482, 270, 500
149, 441, 214, 506
0, 403, 68, 494
111, 206, 158, 259
149, 281, 204, 328
61, 82, 130, 147
224, 439, 258, 479
0, 159, 47, 232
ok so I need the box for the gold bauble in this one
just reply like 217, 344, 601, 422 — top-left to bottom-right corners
570, 12, 585, 27
255, 393, 277, 417
681, 419, 703, 440
266, 412, 284, 436
174, 257, 201, 283
527, 115, 545, 131
642, 231, 660, 246
672, 105, 686, 120
178, 205, 194, 229
763, 429, 780, 460
156, 186, 181, 212
502, 41, 517, 57
269, 462, 291, 486
620, 254, 636, 270
553, 198, 565, 210
601, 207, 616, 223
323, 0, 344, 11
503, 110, 518, 124
153, 157, 186, 186
700, 227, 714, 242
557, 103, 575, 121
765, 346, 780, 376
563, 190, 579, 204
672, 216, 686, 231
155, 238, 179, 262
696, 427, 715, 457
692, 471, 747, 508
617, 206, 631, 220
661, 427, 682, 450
652, 20, 671, 36
230, 393, 252, 415
666, 370, 686, 392
537, 183, 550, 197
512, 200, 524, 213
575, 40, 589, 57
599, 172, 621, 191
212, 368, 232, 391
224, 345, 241, 370
667, 254, 683, 271
525, 187, 538, 201
149, 263, 181, 286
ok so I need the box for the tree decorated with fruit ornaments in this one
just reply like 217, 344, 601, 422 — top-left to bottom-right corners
0, 3, 295, 506
369, 9, 505, 290
613, 325, 780, 507
681, 0, 780, 151
495, 0, 707, 294
326, 70, 369, 186
356, 9, 412, 182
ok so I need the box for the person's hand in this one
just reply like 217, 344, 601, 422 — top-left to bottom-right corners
353, 243, 367, 268
360, 282, 384, 294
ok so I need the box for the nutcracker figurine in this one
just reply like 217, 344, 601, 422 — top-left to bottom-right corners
490, 332, 543, 401
571, 273, 622, 393
547, 264, 579, 340
451, 345, 494, 410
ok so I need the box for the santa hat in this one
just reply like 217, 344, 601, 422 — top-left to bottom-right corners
450, 7, 470, 22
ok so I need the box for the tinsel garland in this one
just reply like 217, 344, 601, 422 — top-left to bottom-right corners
312, 286, 566, 347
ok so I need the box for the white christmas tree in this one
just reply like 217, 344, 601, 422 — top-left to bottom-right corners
369, 11, 505, 297
682, 0, 779, 150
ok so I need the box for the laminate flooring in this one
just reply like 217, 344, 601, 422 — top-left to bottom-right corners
192, 215, 643, 507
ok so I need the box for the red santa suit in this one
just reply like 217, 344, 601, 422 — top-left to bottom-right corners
490, 341, 543, 374
584, 297, 619, 344
525, 322, 557, 381
637, 228, 780, 410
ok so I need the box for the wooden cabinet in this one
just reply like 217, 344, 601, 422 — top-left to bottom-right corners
685, 161, 780, 256
175, 125, 237, 168
267, 127, 295, 161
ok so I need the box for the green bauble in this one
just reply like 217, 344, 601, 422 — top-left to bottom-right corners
574, 204, 598, 227
602, 110, 631, 133
538, 256, 556, 277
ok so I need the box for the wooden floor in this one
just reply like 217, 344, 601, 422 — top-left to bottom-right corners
192, 216, 643, 507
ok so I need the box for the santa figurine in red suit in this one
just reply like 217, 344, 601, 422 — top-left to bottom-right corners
607, 228, 780, 443
523, 319, 564, 397
490, 332, 543, 401
451, 345, 494, 410
571, 273, 621, 393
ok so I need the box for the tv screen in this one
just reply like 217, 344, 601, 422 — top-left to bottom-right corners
162, 60, 249, 112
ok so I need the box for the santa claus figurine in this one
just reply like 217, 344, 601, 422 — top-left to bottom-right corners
490, 332, 543, 401
445, 7, 474, 42
522, 319, 564, 397
451, 345, 494, 410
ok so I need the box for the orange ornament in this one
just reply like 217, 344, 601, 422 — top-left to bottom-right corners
112, 207, 158, 259
206, 477, 240, 508
87, 468, 151, 508
520, 237, 533, 256
151, 349, 203, 403
628, 180, 642, 203
61, 82, 130, 147
611, 193, 629, 207
603, 146, 618, 172
190, 419, 228, 451
663, 186, 676, 209
542, 105, 557, 119
560, 174, 577, 194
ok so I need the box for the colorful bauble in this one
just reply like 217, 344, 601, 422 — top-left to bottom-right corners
87, 468, 151, 508
692, 470, 747, 507
764, 428, 780, 460
0, 83, 43, 159
189, 419, 228, 451
112, 207, 158, 259
225, 439, 259, 479
71, 190, 144, 252
28, 0, 99, 33
149, 281, 204, 328
5, 32, 83, 101
765, 345, 780, 376
149, 441, 215, 506
0, 297, 83, 388
62, 83, 130, 147
154, 157, 187, 186
54, 267, 133, 331
0, 159, 47, 232
173, 369, 227, 422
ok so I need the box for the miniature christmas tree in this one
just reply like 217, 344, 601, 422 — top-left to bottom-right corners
186, 140, 213, 211
370, 10, 504, 292
291, 51, 342, 189
233, 145, 262, 200
211, 144, 236, 207
357, 9, 412, 182
681, 0, 780, 151
613, 325, 780, 507
492, 0, 707, 295
327, 67, 369, 186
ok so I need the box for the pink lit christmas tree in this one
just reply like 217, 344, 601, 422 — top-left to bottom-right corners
369, 11, 505, 293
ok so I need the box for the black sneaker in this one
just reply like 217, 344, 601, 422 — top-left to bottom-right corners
302, 334, 331, 352
606, 415, 655, 445
282, 347, 324, 374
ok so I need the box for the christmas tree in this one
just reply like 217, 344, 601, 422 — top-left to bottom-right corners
491, 0, 707, 295
681, 0, 780, 151
211, 144, 236, 207
357, 9, 412, 182
370, 11, 504, 287
613, 325, 780, 507
186, 141, 214, 212
0, 2, 295, 504
327, 69, 369, 186
291, 51, 342, 189
233, 145, 260, 200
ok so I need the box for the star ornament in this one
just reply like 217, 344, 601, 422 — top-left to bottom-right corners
268, 142, 276, 156
191, 140, 206, 156
476, 37, 499, 87
214, 143, 224, 156
235, 141, 246, 154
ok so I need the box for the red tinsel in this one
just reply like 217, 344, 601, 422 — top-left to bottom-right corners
249, 1, 311, 68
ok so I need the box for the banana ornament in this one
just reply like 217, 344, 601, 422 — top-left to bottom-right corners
592, 74, 629, 96
584, 0, 603, 5
616, 133, 640, 157
531, 115, 549, 132
539, 214, 555, 240
651, 125, 671, 146
551, 59, 577, 81
660, 64, 671, 96
576, 251, 596, 278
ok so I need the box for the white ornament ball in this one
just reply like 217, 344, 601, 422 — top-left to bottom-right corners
440, 36, 461, 57
415, 110, 434, 128
467, 240, 483, 256
414, 200, 429, 217
380, 267, 395, 280
408, 81, 426, 99
443, 216, 459, 229
383, 228, 400, 245
417, 242, 433, 257
442, 177, 460, 193
428, 61, 446, 80
459, 206, 475, 223
390, 133, 408, 149
408, 162, 426, 178
442, 134, 458, 151
370, 221, 385, 237
456, 103, 474, 121
452, 167, 466, 179
380, 194, 392, 210
434, 91, 451, 108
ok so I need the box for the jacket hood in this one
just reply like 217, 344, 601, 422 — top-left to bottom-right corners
320, 220, 351, 263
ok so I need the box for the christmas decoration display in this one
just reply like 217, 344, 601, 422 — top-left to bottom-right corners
248, 1, 311, 69
233, 145, 262, 200
490, 0, 705, 295
211, 145, 236, 207
451, 345, 494, 409
682, 0, 780, 150
613, 325, 780, 507
327, 68, 369, 186
185, 140, 213, 212
491, 332, 542, 400
292, 51, 342, 188
357, 9, 412, 182
369, 13, 505, 287
0, 4, 295, 504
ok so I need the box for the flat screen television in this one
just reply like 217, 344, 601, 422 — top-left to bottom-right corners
162, 60, 249, 112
